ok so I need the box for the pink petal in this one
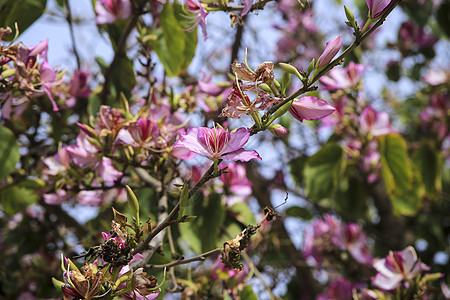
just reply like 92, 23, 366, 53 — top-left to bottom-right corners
223, 127, 250, 153
98, 157, 122, 183
318, 35, 342, 69
241, 0, 253, 16
289, 96, 336, 122
221, 148, 261, 162
198, 81, 225, 96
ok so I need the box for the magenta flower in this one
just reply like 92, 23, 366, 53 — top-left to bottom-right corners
219, 162, 252, 197
366, 0, 391, 19
39, 60, 60, 111
317, 35, 342, 69
69, 69, 91, 98
338, 223, 373, 265
95, 0, 131, 24
317, 277, 356, 300
172, 127, 261, 161
241, 0, 253, 17
185, 0, 209, 40
359, 106, 393, 136
118, 118, 159, 148
319, 62, 366, 91
289, 96, 336, 122
66, 132, 123, 183
373, 246, 430, 291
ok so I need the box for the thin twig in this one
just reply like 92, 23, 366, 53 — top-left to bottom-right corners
241, 251, 278, 300
133, 160, 221, 254
64, 0, 81, 69
146, 248, 222, 269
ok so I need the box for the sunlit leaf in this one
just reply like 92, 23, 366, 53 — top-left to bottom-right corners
0, 126, 20, 180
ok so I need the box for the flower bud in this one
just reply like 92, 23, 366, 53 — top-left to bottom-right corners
317, 35, 342, 69
268, 124, 290, 136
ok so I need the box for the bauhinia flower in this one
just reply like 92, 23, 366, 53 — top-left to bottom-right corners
172, 127, 261, 161
317, 35, 342, 69
289, 96, 336, 122
366, 0, 391, 19
359, 106, 393, 136
319, 62, 366, 91
95, 0, 131, 24
372, 246, 430, 291
185, 0, 209, 40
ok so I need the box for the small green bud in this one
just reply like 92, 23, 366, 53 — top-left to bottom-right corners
421, 272, 443, 284
281, 71, 291, 95
266, 99, 294, 125
273, 79, 281, 92
126, 185, 140, 224
268, 124, 290, 136
344, 5, 356, 27
307, 58, 315, 75
279, 63, 304, 80
1, 68, 15, 78
259, 83, 273, 93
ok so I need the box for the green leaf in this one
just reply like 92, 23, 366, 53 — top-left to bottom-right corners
145, 3, 197, 77
412, 142, 442, 196
0, 126, 20, 180
389, 168, 423, 216
304, 143, 345, 201
335, 177, 368, 220
0, 0, 47, 39
285, 206, 313, 220
201, 194, 225, 252
0, 180, 39, 215
229, 202, 256, 225
237, 285, 258, 300
110, 56, 136, 100
177, 183, 190, 221
378, 133, 413, 195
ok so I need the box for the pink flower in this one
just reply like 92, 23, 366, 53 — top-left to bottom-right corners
359, 106, 393, 136
373, 246, 430, 291
423, 69, 447, 86
66, 132, 123, 183
319, 62, 366, 91
96, 0, 131, 24
289, 96, 336, 122
40, 60, 59, 111
185, 0, 208, 40
241, 0, 253, 17
366, 0, 391, 19
318, 35, 342, 69
172, 127, 261, 161
219, 162, 252, 197
317, 277, 356, 300
118, 118, 159, 148
338, 223, 373, 265
69, 69, 91, 98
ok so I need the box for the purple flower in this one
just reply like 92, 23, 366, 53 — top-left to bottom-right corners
338, 223, 373, 265
40, 60, 60, 111
359, 106, 393, 136
69, 69, 91, 98
317, 277, 356, 300
96, 0, 131, 24
118, 118, 159, 148
318, 35, 342, 69
66, 132, 122, 183
289, 96, 336, 122
185, 0, 209, 40
366, 0, 391, 19
219, 162, 252, 197
319, 62, 366, 91
373, 246, 430, 291
241, 0, 253, 17
172, 127, 261, 161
